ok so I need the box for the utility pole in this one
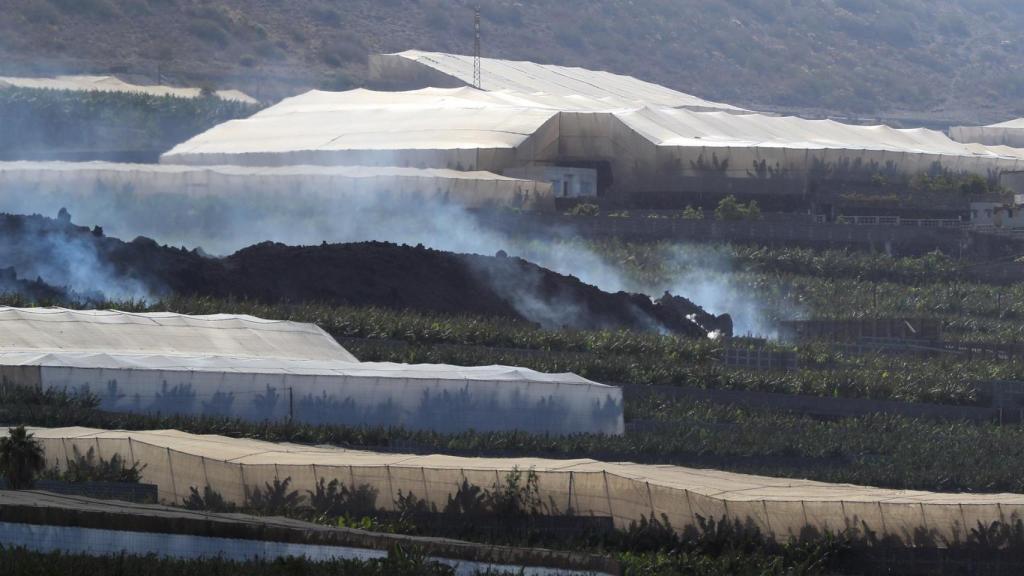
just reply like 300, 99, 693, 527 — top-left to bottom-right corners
473, 4, 482, 89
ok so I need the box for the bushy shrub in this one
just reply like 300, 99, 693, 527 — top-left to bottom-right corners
42, 446, 145, 483
681, 205, 705, 220
714, 196, 761, 221
184, 485, 237, 512
566, 203, 600, 216
248, 477, 303, 516
308, 478, 379, 519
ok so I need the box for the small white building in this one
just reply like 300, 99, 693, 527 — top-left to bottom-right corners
971, 195, 1024, 230
504, 166, 598, 198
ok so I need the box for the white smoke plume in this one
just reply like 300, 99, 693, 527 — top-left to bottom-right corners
0, 213, 152, 301
0, 183, 776, 336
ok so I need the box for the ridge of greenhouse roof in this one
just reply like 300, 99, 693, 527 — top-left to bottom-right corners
381, 50, 748, 112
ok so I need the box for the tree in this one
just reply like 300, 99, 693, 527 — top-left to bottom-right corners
714, 195, 745, 221
715, 195, 762, 221
681, 205, 705, 220
0, 426, 46, 489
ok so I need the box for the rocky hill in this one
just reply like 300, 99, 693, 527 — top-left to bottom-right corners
2, 0, 1022, 124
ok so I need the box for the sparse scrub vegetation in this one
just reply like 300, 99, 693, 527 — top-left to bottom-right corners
565, 202, 600, 216
5, 0, 1021, 116
46, 0, 117, 18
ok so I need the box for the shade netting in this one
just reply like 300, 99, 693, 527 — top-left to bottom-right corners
21, 426, 1024, 545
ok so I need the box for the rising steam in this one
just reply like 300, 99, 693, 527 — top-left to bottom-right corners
0, 183, 776, 336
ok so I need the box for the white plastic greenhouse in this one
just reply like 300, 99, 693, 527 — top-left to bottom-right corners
0, 308, 623, 435
0, 162, 552, 211
162, 79, 1024, 202
951, 119, 1024, 148
368, 50, 747, 112
21, 425, 1024, 544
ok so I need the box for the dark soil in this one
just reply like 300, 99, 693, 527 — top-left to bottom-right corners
0, 213, 711, 337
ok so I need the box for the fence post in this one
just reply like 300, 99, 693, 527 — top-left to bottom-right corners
878, 501, 888, 537
645, 480, 655, 520
684, 489, 696, 531
165, 447, 178, 505
61, 438, 71, 469
385, 465, 395, 511
239, 463, 248, 507
602, 471, 613, 521
127, 437, 136, 474
957, 504, 968, 543
567, 472, 575, 514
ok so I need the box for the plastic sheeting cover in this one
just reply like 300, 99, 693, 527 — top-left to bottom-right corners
372, 51, 746, 112
163, 87, 1024, 178
0, 308, 622, 435
0, 307, 356, 362
14, 351, 622, 435
0, 160, 555, 209
162, 88, 560, 162
951, 119, 1024, 148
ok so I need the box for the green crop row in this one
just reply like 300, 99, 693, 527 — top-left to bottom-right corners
4, 294, 1016, 407
0, 540, 839, 576
0, 546, 470, 576
556, 238, 966, 286
0, 87, 259, 156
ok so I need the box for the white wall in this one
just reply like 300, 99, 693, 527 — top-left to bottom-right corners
504, 166, 598, 198
970, 201, 1024, 229
40, 366, 625, 436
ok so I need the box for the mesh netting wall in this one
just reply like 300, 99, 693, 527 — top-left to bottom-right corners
37, 438, 1018, 544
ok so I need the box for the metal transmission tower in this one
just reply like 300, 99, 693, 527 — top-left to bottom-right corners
473, 5, 482, 89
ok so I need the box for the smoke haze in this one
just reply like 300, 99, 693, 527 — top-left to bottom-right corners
0, 183, 776, 336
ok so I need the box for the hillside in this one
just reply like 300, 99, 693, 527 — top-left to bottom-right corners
1, 0, 1023, 124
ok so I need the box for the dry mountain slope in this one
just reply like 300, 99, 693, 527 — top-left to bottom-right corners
1, 0, 1023, 122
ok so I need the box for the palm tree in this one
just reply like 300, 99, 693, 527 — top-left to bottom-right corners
0, 426, 46, 489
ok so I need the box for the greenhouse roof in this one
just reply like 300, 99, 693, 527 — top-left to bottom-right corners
375, 50, 746, 112
0, 351, 605, 388
165, 87, 1024, 164
0, 307, 357, 363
